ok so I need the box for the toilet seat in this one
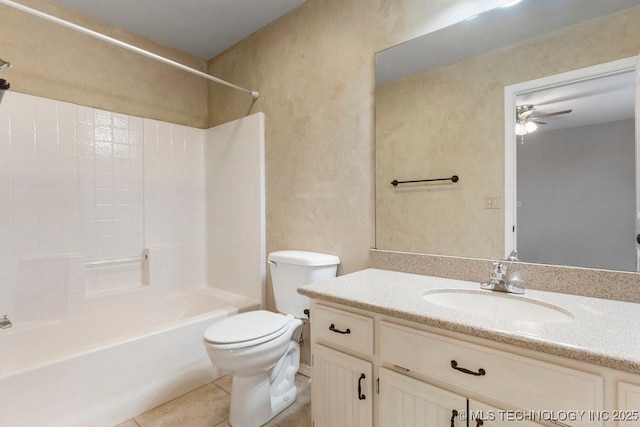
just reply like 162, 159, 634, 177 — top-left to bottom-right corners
204, 310, 292, 350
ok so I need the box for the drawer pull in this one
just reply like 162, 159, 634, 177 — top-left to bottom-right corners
329, 323, 351, 334
450, 409, 459, 427
357, 373, 366, 400
450, 360, 486, 376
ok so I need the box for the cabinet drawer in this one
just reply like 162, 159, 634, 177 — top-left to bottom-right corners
312, 305, 373, 356
380, 321, 603, 427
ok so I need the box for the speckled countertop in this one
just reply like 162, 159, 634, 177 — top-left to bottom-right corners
298, 268, 640, 375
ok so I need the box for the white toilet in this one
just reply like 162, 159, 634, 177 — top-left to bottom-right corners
203, 250, 340, 427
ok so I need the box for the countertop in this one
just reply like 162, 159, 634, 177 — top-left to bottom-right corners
298, 268, 640, 374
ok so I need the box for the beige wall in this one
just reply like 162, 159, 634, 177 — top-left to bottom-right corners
207, 0, 377, 290
10, 0, 633, 369
376, 6, 640, 259
0, 0, 208, 127
205, 0, 502, 284
205, 0, 508, 366
2, 0, 514, 295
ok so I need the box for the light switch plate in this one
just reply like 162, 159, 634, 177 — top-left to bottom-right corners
485, 195, 500, 209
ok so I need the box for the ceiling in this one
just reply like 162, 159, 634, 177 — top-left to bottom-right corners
376, 0, 640, 86
52, 0, 307, 60
374, 0, 638, 134
517, 71, 636, 133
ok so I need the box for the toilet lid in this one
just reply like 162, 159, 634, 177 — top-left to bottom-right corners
204, 310, 290, 344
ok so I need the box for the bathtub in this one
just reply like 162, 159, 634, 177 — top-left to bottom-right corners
0, 286, 260, 427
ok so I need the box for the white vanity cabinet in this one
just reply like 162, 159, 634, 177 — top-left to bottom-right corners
311, 304, 375, 427
379, 321, 603, 427
618, 382, 640, 427
310, 300, 611, 427
468, 400, 544, 427
378, 367, 467, 426
312, 344, 373, 427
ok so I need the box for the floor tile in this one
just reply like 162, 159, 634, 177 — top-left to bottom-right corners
213, 374, 233, 394
268, 374, 311, 427
127, 373, 310, 427
134, 382, 230, 427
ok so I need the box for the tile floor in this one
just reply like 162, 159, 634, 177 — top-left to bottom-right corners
117, 373, 310, 427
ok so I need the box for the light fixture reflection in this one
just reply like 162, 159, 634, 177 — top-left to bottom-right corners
515, 121, 537, 136
501, 0, 523, 8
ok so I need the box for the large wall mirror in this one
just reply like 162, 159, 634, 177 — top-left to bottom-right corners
375, 0, 640, 272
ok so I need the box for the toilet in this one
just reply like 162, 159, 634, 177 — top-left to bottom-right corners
203, 250, 340, 427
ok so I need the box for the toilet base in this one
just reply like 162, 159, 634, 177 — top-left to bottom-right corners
228, 340, 300, 427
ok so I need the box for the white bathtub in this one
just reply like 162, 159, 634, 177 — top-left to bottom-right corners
0, 286, 260, 427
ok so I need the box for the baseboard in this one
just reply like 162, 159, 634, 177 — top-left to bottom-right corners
298, 363, 312, 377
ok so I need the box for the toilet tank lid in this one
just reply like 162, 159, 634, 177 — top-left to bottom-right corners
268, 250, 340, 267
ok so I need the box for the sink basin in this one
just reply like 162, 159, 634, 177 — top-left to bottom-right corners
422, 289, 573, 323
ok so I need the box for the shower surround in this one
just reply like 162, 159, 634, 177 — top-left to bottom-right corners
0, 91, 265, 425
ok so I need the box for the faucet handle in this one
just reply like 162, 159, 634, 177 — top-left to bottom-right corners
492, 261, 506, 274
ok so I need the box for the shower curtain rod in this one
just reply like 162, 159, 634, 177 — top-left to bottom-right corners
0, 0, 260, 99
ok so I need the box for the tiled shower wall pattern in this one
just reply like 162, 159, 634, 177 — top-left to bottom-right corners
144, 120, 206, 291
0, 92, 207, 324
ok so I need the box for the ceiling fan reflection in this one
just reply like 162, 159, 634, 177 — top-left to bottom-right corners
515, 104, 572, 142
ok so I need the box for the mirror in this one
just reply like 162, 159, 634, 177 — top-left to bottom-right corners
375, 0, 640, 271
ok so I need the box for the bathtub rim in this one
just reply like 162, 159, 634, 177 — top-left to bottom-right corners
0, 285, 260, 380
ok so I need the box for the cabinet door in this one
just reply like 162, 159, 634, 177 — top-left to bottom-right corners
312, 344, 372, 427
619, 382, 640, 427
468, 400, 545, 427
379, 367, 467, 427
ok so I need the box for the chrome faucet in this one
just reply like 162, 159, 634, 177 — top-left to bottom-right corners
0, 315, 12, 329
481, 261, 524, 294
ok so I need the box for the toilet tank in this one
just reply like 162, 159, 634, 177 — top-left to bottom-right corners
268, 250, 340, 319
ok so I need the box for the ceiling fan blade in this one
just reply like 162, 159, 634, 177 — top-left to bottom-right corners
530, 120, 547, 125
530, 109, 573, 119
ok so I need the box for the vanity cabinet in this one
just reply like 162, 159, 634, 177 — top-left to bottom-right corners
311, 304, 374, 427
312, 344, 373, 427
312, 304, 374, 357
310, 301, 608, 427
380, 321, 603, 426
618, 382, 640, 427
378, 367, 467, 426
468, 400, 543, 427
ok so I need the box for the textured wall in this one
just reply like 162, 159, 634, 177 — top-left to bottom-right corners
205, 0, 504, 286
2, 0, 511, 286
375, 6, 640, 259
0, 0, 207, 127
207, 0, 376, 292
205, 0, 509, 367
